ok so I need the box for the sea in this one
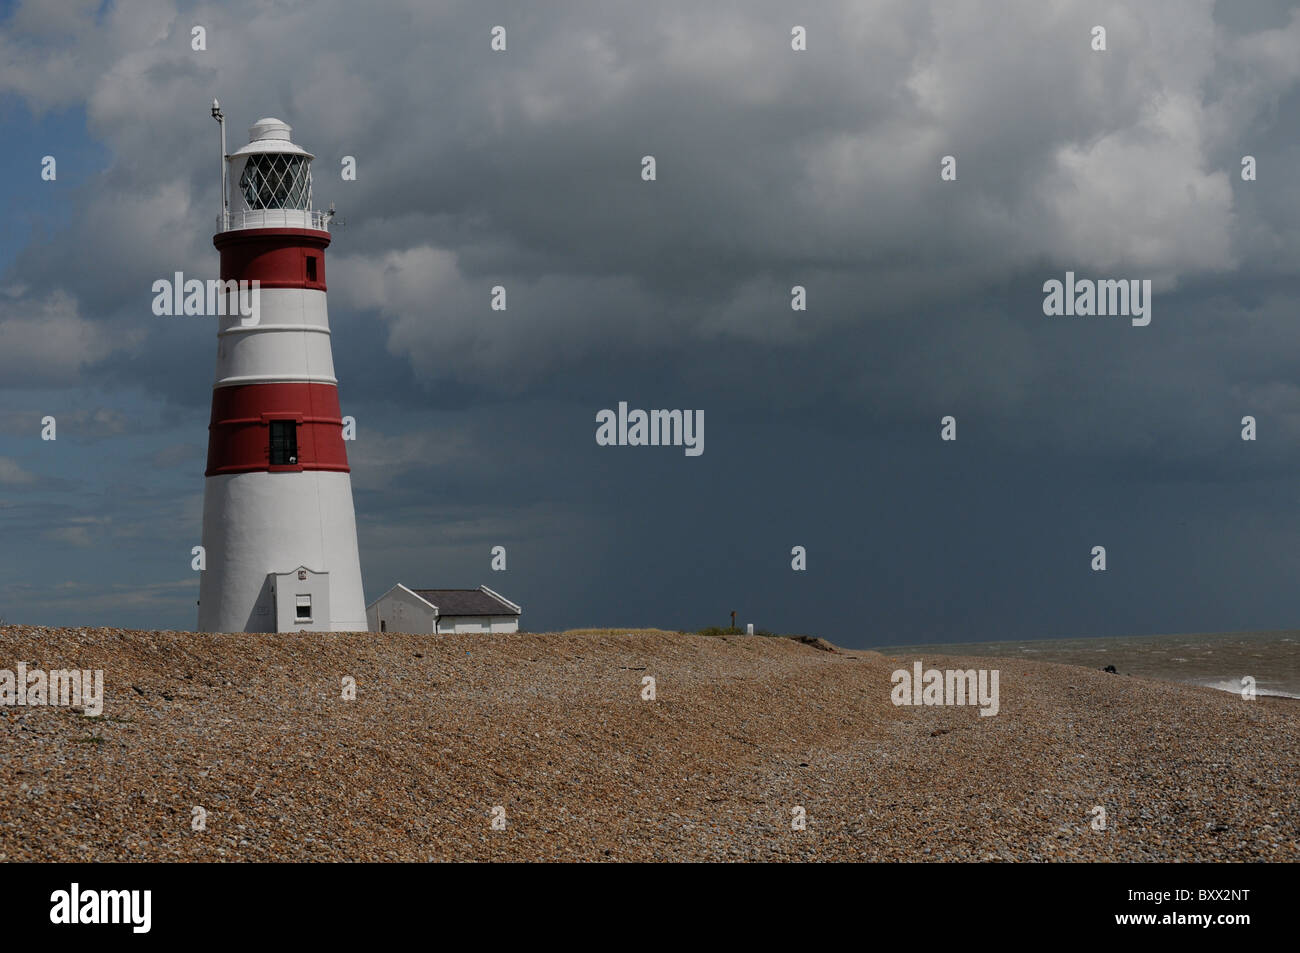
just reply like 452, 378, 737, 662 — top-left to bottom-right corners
871, 630, 1300, 699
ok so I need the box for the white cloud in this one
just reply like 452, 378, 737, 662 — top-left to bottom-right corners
0, 289, 121, 386
42, 515, 111, 548
0, 457, 38, 486
1038, 93, 1237, 282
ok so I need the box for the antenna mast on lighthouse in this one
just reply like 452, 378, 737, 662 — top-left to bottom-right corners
211, 99, 228, 231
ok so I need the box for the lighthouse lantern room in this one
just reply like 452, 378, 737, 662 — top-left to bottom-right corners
197, 105, 366, 632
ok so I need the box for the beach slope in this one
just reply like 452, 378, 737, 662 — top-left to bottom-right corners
1, 626, 1295, 861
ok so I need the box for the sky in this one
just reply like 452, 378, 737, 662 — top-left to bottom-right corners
0, 0, 1298, 646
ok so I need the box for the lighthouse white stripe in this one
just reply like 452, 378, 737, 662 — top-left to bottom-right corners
215, 289, 330, 336
214, 373, 339, 387
219, 324, 332, 337
213, 288, 337, 386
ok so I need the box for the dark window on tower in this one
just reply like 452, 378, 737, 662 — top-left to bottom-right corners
269, 420, 298, 466
306, 256, 317, 282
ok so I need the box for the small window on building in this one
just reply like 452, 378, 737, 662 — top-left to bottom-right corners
269, 420, 298, 466
296, 595, 312, 620
306, 256, 317, 282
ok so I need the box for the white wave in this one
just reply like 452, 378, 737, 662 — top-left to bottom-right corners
1194, 678, 1300, 700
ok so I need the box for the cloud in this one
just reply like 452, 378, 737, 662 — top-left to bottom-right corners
6, 0, 1294, 384
332, 246, 668, 390
0, 577, 195, 613
347, 422, 482, 492
42, 515, 111, 548
0, 288, 124, 387
0, 457, 38, 486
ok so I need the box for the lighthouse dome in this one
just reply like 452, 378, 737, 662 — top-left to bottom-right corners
250, 117, 292, 141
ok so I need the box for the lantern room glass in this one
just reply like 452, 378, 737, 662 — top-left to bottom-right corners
239, 153, 312, 211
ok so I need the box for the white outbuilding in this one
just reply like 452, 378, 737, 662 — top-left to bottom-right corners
366, 584, 522, 634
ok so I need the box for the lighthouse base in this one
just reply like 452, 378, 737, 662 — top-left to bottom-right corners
197, 470, 367, 633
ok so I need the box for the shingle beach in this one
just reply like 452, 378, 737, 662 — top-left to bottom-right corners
1, 626, 1296, 861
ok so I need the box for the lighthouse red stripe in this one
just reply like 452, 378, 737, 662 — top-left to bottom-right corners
213, 227, 329, 291
205, 382, 350, 476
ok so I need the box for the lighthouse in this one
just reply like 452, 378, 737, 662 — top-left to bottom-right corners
197, 107, 367, 632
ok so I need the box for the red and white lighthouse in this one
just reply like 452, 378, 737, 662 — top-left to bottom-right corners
197, 110, 367, 632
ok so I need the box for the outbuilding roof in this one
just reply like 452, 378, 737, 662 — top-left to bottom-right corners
411, 586, 521, 617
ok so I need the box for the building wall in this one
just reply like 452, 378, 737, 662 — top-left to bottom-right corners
435, 615, 519, 634
272, 568, 331, 632
368, 586, 436, 634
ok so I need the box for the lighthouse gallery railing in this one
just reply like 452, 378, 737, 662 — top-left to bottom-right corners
218, 208, 332, 232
